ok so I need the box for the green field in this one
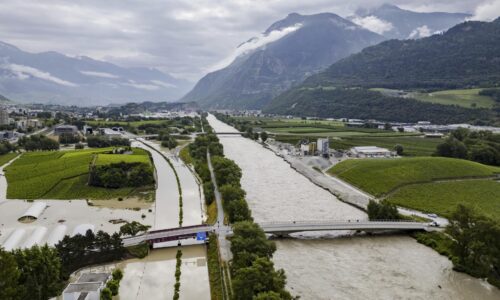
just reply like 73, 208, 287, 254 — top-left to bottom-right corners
86, 120, 165, 127
5, 147, 152, 199
0, 153, 19, 166
328, 157, 500, 197
409, 88, 496, 108
387, 180, 500, 222
95, 149, 151, 166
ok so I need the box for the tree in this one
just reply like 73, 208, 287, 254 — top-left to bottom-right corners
446, 204, 499, 277
228, 199, 252, 223
384, 123, 392, 131
211, 156, 242, 187
230, 222, 276, 270
394, 144, 404, 155
220, 184, 246, 206
18, 135, 59, 151
254, 291, 283, 300
106, 280, 119, 296
119, 221, 151, 236
435, 137, 468, 159
13, 245, 62, 300
112, 269, 123, 281
367, 200, 400, 220
203, 181, 215, 205
100, 287, 112, 300
451, 127, 470, 142
260, 131, 268, 143
0, 248, 19, 300
232, 257, 291, 300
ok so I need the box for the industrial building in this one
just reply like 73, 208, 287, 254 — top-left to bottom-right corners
54, 125, 79, 135
317, 138, 329, 157
350, 146, 393, 158
63, 273, 111, 300
0, 109, 9, 125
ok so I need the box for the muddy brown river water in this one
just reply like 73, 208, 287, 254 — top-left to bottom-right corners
207, 114, 500, 300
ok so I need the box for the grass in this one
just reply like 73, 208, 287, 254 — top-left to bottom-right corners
95, 153, 151, 166
387, 180, 500, 222
5, 147, 152, 200
409, 88, 496, 109
179, 145, 193, 165
126, 243, 150, 258
0, 153, 19, 166
206, 201, 217, 225
206, 234, 224, 300
328, 157, 500, 197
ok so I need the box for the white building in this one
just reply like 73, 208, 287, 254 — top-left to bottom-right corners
63, 273, 110, 300
350, 146, 392, 158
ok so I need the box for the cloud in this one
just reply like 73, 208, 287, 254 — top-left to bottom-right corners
469, 0, 500, 21
209, 23, 303, 71
0, 0, 490, 81
151, 80, 177, 88
350, 15, 393, 34
80, 70, 119, 78
408, 25, 432, 39
2, 63, 77, 86
123, 81, 160, 91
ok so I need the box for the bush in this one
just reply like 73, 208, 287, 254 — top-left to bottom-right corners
367, 200, 400, 220
89, 162, 154, 188
87, 136, 130, 148
100, 287, 112, 300
112, 269, 123, 281
106, 280, 119, 296
75, 143, 84, 149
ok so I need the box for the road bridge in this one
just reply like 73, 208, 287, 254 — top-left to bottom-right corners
257, 220, 436, 236
139, 132, 242, 139
122, 224, 215, 247
122, 220, 435, 247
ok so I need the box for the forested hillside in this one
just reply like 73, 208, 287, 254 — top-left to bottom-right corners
305, 18, 500, 89
264, 88, 493, 124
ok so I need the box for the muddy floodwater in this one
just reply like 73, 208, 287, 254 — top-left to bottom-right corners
71, 245, 209, 300
207, 114, 500, 300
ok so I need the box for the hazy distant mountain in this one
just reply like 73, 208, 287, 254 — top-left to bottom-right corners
181, 13, 385, 109
0, 41, 192, 105
351, 4, 470, 39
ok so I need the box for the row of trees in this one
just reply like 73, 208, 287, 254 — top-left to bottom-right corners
86, 136, 130, 148
0, 140, 16, 155
18, 134, 59, 151
0, 229, 127, 300
89, 162, 155, 188
0, 245, 62, 300
435, 128, 500, 166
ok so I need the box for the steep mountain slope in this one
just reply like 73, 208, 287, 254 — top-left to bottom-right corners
263, 19, 500, 124
0, 41, 192, 105
305, 18, 500, 89
352, 4, 470, 39
181, 13, 385, 109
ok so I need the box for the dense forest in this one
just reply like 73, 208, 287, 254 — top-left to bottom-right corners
263, 87, 493, 124
305, 18, 500, 89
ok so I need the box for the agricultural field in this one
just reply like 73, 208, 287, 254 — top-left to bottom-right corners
409, 88, 496, 109
0, 153, 19, 166
5, 147, 153, 199
95, 148, 152, 166
328, 157, 500, 197
387, 180, 500, 222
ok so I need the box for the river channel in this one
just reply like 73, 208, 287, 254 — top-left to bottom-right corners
206, 114, 500, 300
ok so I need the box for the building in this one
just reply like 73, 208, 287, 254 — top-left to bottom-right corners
0, 109, 9, 125
350, 146, 392, 158
63, 273, 110, 300
54, 125, 78, 135
99, 128, 123, 139
425, 132, 444, 138
317, 138, 329, 157
27, 119, 42, 128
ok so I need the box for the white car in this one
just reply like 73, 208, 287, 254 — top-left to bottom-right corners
427, 213, 438, 218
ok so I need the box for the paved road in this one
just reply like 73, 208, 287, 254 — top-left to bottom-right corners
207, 151, 232, 261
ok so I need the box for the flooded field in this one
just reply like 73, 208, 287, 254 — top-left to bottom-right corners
207, 114, 500, 300
70, 245, 210, 300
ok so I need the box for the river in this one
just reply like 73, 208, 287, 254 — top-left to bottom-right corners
206, 114, 500, 300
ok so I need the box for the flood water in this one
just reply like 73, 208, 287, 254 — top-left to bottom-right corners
207, 114, 500, 300
71, 245, 209, 300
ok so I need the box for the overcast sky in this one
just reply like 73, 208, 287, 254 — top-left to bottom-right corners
0, 0, 498, 81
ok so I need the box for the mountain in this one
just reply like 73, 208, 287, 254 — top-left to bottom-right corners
181, 13, 385, 110
351, 4, 470, 39
263, 19, 500, 124
0, 93, 11, 102
0, 41, 193, 105
304, 18, 500, 89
